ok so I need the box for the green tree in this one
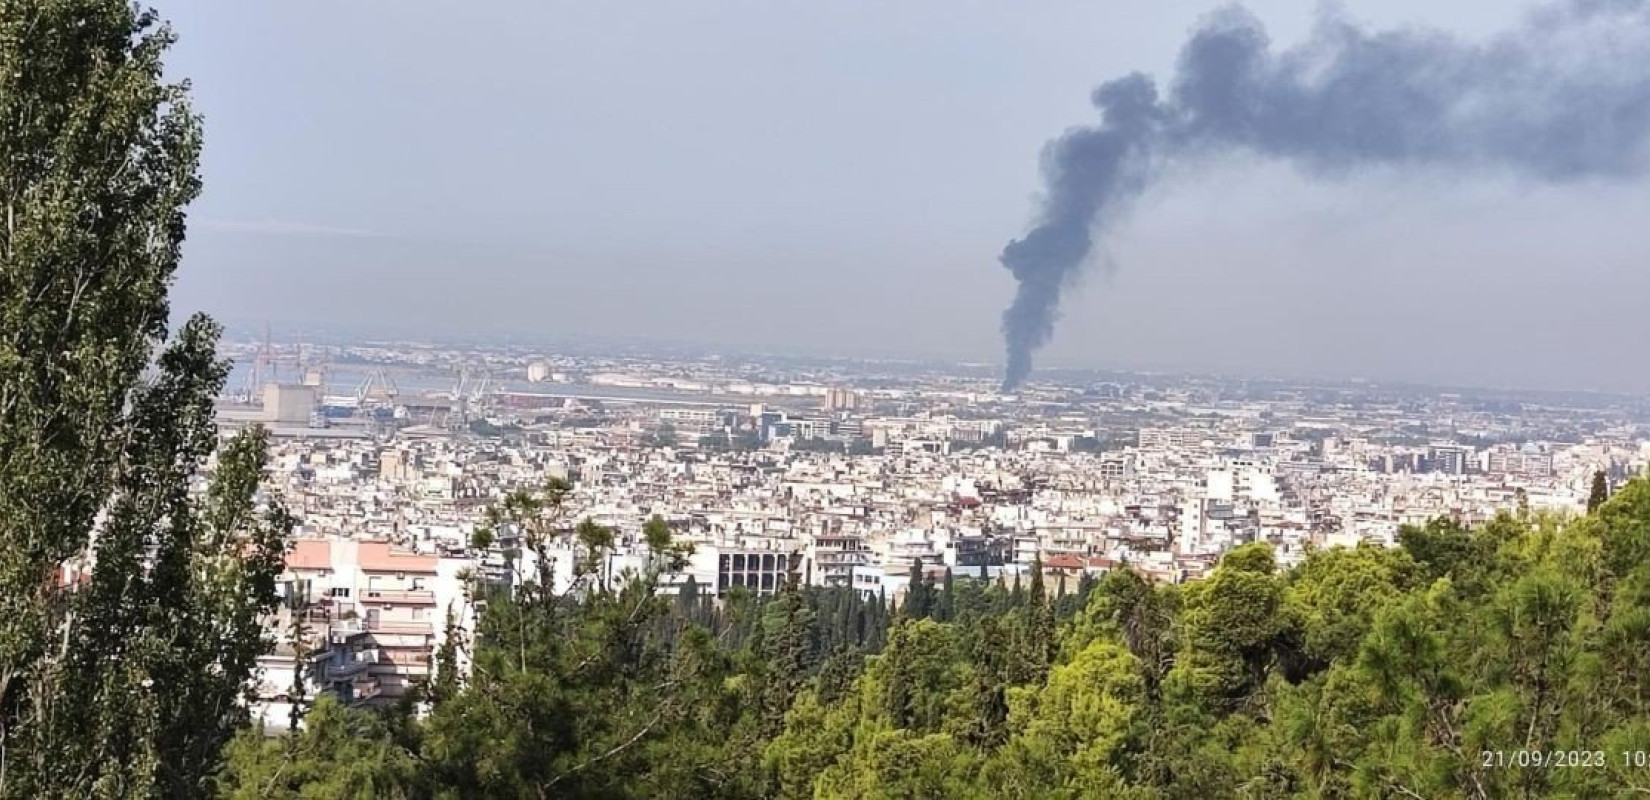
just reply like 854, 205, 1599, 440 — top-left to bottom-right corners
1588, 469, 1610, 513
960, 616, 1011, 749
1282, 543, 1420, 672
875, 620, 964, 734
934, 568, 956, 623
903, 558, 934, 620
1065, 568, 1177, 697
1167, 543, 1286, 711
764, 689, 855, 800
426, 607, 463, 708
0, 3, 290, 795
218, 696, 417, 799
417, 481, 761, 798
1012, 556, 1055, 685
986, 639, 1144, 796
213, 469, 1650, 798
759, 585, 818, 737
813, 729, 984, 800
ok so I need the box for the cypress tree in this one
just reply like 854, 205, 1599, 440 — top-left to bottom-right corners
759, 586, 816, 736
427, 607, 463, 708
830, 588, 855, 651
903, 558, 933, 619
1589, 470, 1611, 513
964, 616, 1011, 748
934, 568, 955, 622
1024, 556, 1055, 681
676, 574, 701, 615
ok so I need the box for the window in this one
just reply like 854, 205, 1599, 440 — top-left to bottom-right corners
329, 587, 351, 598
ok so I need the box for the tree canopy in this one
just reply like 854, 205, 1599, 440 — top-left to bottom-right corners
216, 476, 1650, 799
1, 1, 290, 796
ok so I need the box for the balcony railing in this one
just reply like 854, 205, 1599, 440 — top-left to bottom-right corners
327, 620, 366, 643
325, 658, 372, 680
351, 676, 381, 701
366, 620, 434, 635
372, 659, 432, 677
364, 589, 436, 605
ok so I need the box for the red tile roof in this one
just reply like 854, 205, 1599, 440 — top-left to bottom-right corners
1045, 554, 1085, 571
287, 539, 332, 571
358, 541, 438, 574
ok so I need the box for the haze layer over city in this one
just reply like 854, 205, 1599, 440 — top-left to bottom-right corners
167, 0, 1650, 393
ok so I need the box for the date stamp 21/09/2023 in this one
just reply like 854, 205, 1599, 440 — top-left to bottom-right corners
1481, 751, 1650, 769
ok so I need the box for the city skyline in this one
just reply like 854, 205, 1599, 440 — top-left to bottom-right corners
212, 314, 1650, 402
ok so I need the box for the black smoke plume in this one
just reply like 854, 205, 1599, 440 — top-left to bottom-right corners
999, 0, 1650, 390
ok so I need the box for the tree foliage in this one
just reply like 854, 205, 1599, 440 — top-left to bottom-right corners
0, 2, 290, 796
216, 476, 1650, 799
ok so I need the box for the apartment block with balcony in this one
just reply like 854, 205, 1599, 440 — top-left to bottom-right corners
258, 537, 468, 721
356, 541, 440, 702
807, 532, 872, 587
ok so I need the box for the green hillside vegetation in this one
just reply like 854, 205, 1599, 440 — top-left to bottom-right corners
221, 478, 1650, 799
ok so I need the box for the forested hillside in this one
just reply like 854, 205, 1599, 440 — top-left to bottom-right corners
221, 477, 1650, 799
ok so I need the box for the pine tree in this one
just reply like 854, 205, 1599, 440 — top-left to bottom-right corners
0, 4, 290, 794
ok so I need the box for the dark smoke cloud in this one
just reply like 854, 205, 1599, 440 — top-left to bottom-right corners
999, 0, 1650, 390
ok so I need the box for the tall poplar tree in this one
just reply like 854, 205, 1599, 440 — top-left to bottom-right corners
0, 2, 289, 796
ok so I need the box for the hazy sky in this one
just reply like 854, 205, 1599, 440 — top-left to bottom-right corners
164, 1, 1650, 392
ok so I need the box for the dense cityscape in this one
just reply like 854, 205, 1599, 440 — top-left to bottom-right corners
224, 332, 1650, 726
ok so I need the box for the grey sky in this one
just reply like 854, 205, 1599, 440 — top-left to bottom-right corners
165, 1, 1650, 392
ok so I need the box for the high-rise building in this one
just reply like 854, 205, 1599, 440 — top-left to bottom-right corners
824, 387, 863, 412
1425, 445, 1470, 475
1486, 446, 1555, 477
